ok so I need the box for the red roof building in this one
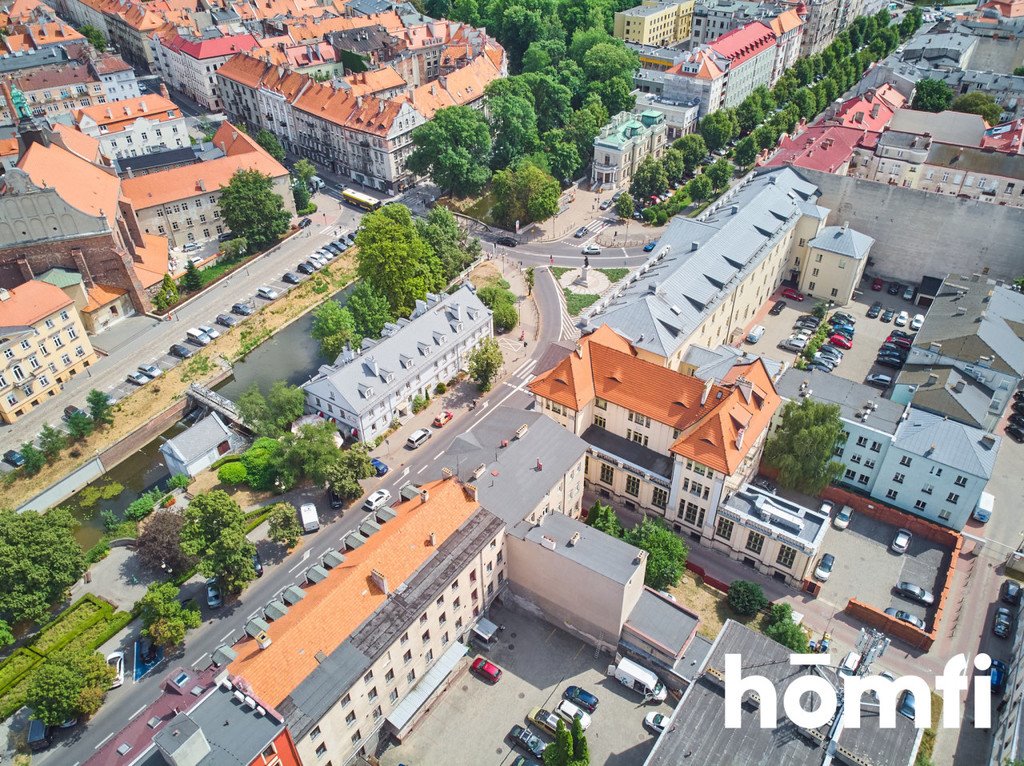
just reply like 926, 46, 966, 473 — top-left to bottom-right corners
709, 21, 777, 68
764, 123, 873, 173
825, 84, 906, 132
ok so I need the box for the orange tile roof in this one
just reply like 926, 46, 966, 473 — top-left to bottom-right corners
52, 123, 103, 162
529, 326, 781, 475
133, 233, 169, 288
228, 478, 480, 705
82, 283, 127, 313
769, 8, 803, 35
0, 280, 73, 327
75, 95, 181, 134
5, 0, 48, 23
24, 20, 85, 46
17, 140, 120, 228
342, 65, 406, 98
0, 138, 18, 159
1, 34, 32, 53
285, 11, 403, 43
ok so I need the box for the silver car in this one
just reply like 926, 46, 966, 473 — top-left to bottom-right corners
891, 528, 912, 554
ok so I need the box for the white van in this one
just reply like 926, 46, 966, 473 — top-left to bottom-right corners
973, 491, 994, 523
745, 325, 766, 344
611, 657, 667, 702
186, 328, 212, 346
299, 503, 320, 533
406, 428, 432, 449
309, 175, 325, 191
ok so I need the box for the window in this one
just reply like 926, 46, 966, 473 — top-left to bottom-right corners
341, 693, 351, 707
776, 545, 797, 569
930, 466, 943, 477
845, 468, 856, 480
938, 509, 952, 521
628, 410, 651, 427
858, 474, 870, 485
900, 455, 912, 467
426, 648, 434, 662
363, 670, 373, 684
850, 454, 861, 465
345, 711, 356, 726
954, 475, 967, 487
856, 436, 868, 447
403, 649, 412, 663
351, 731, 361, 746
594, 414, 606, 429
385, 668, 395, 683
870, 441, 881, 453
808, 282, 815, 291
310, 726, 322, 741
914, 500, 927, 510
389, 688, 399, 703
38, 375, 49, 388
625, 475, 640, 497
682, 502, 704, 527
652, 487, 668, 509
368, 687, 378, 701
886, 489, 898, 500
595, 397, 607, 410
401, 632, 409, 645
893, 473, 905, 484
315, 743, 327, 758
407, 669, 416, 684
745, 530, 765, 555
715, 517, 734, 540
627, 429, 649, 447
421, 630, 430, 643
20, 339, 30, 350
946, 492, 960, 505
13, 366, 24, 382
812, 268, 820, 277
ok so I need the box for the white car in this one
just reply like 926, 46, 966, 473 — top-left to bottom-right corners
582, 244, 601, 255
780, 337, 807, 352
363, 488, 392, 512
256, 286, 280, 300
138, 363, 162, 379
814, 553, 835, 582
106, 651, 125, 688
891, 528, 912, 554
894, 310, 909, 327
188, 254, 203, 267
556, 700, 592, 730
833, 505, 853, 530
643, 712, 667, 734
181, 242, 201, 253
197, 324, 220, 340
910, 314, 924, 331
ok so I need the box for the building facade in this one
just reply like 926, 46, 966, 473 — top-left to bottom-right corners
152, 33, 261, 111
614, 0, 697, 46
74, 94, 188, 159
591, 109, 669, 189
797, 224, 873, 305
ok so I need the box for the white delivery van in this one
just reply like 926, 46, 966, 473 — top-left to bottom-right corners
299, 503, 320, 533
308, 175, 325, 191
611, 657, 667, 702
973, 491, 994, 523
745, 325, 766, 344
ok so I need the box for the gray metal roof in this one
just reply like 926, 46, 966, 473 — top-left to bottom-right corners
889, 108, 987, 146
682, 343, 786, 383
808, 225, 873, 259
588, 167, 825, 359
723, 486, 827, 547
303, 285, 490, 420
775, 368, 906, 436
896, 365, 994, 428
0, 45, 68, 74
521, 511, 644, 586
926, 143, 1024, 180
160, 413, 232, 464
892, 408, 999, 478
115, 146, 198, 174
443, 407, 588, 529
625, 590, 699, 657
582, 424, 675, 480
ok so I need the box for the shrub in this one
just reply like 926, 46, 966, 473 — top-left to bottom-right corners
124, 489, 161, 521
168, 474, 191, 490
728, 580, 768, 616
218, 462, 248, 485
411, 394, 428, 414
434, 382, 447, 395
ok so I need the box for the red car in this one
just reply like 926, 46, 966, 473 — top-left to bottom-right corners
471, 656, 502, 683
781, 288, 804, 301
829, 334, 853, 350
432, 410, 454, 428
871, 277, 884, 291
886, 336, 912, 349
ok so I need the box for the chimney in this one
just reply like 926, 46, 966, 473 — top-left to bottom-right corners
0, 288, 9, 301
700, 377, 714, 406
198, 179, 205, 191
952, 381, 965, 393
370, 569, 389, 594
105, 107, 113, 119
379, 99, 385, 114
981, 434, 996, 449
691, 241, 699, 251
429, 532, 436, 546
568, 531, 580, 546
419, 489, 429, 504
540, 535, 556, 551
356, 95, 363, 108
536, 458, 543, 471
139, 100, 148, 113
926, 373, 938, 386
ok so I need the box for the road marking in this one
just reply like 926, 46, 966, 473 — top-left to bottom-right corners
433, 449, 446, 460
517, 359, 538, 379
466, 384, 524, 433
129, 704, 147, 720
417, 464, 429, 474
288, 549, 312, 573
191, 655, 207, 669
512, 358, 533, 377
220, 630, 235, 642
401, 467, 410, 478
94, 733, 115, 749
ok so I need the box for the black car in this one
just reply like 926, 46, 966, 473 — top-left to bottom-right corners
215, 313, 239, 328
296, 262, 316, 275
890, 329, 914, 339
139, 638, 158, 664
328, 487, 343, 509
169, 343, 194, 359
496, 236, 518, 247
252, 550, 263, 577
1002, 579, 1022, 606
867, 301, 882, 318
324, 242, 343, 255
994, 606, 1014, 638
881, 308, 896, 323
1006, 425, 1024, 444
508, 726, 546, 759
218, 231, 237, 242
876, 356, 903, 369
231, 302, 254, 316
1013, 401, 1024, 416
1014, 390, 1024, 402
299, 217, 312, 228
768, 300, 786, 316
807, 363, 833, 374
63, 405, 87, 421
1009, 413, 1024, 429
879, 343, 907, 357
282, 271, 301, 284
887, 282, 902, 295
3, 449, 25, 468
884, 608, 926, 630
832, 312, 856, 325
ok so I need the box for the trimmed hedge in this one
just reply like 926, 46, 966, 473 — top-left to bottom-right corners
209, 454, 242, 470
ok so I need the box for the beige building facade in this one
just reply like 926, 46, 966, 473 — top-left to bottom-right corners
796, 224, 873, 306
591, 109, 669, 189
614, 0, 697, 46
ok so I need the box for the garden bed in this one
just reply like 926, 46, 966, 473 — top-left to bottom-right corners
562, 289, 600, 317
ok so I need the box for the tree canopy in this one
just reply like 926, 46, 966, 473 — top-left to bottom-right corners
492, 159, 561, 228
138, 582, 201, 648
267, 502, 303, 548
763, 398, 845, 494
623, 517, 688, 590
408, 106, 492, 196
254, 129, 285, 162
728, 579, 768, 616
312, 300, 358, 360
180, 491, 257, 592
27, 651, 114, 725
345, 281, 395, 340
468, 337, 503, 391
951, 92, 1002, 125
911, 78, 953, 113
764, 602, 808, 652
218, 169, 291, 251
136, 510, 196, 574
629, 156, 669, 201
237, 381, 306, 438
87, 388, 113, 427
586, 501, 623, 537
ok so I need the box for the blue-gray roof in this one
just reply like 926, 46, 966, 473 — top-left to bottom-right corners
808, 225, 873, 259
775, 368, 906, 436
892, 408, 999, 478
682, 343, 786, 383
625, 590, 699, 656
160, 413, 232, 463
519, 512, 643, 586
587, 167, 825, 359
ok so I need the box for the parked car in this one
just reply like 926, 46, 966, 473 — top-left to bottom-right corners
497, 236, 519, 247
1015, 390, 1024, 402
833, 506, 853, 529
866, 374, 893, 389
896, 581, 935, 605
370, 458, 389, 477
127, 370, 150, 385
879, 343, 907, 358
1013, 401, 1024, 416
994, 606, 1014, 638
198, 324, 220, 340
563, 686, 599, 713
643, 241, 657, 252
830, 325, 854, 340
555, 700, 592, 730
362, 488, 392, 512
886, 335, 913, 349
885, 608, 927, 630
829, 334, 853, 350
256, 286, 279, 300
880, 308, 896, 323
769, 300, 786, 315
890, 329, 915, 340
63, 405, 87, 421
903, 286, 915, 301
992, 659, 1009, 695
299, 217, 312, 228
871, 277, 884, 291
296, 262, 316, 276
432, 411, 454, 428
139, 638, 158, 664
582, 243, 601, 255
327, 487, 343, 509
888, 282, 902, 296
106, 652, 124, 688
894, 310, 910, 327
528, 708, 560, 737
206, 578, 222, 609
644, 712, 668, 734
898, 690, 917, 721
1009, 413, 1024, 429
867, 301, 882, 318
231, 302, 254, 316
811, 353, 836, 371
814, 553, 835, 582
252, 550, 263, 578
832, 311, 856, 325
216, 313, 239, 328
780, 337, 807, 352
752, 476, 777, 493
818, 346, 843, 363
182, 242, 201, 253
781, 287, 805, 301
169, 343, 194, 359
910, 314, 925, 331
282, 271, 301, 284
891, 528, 912, 554
138, 363, 162, 379
876, 356, 903, 369
1008, 425, 1024, 444
573, 226, 588, 238
3, 449, 25, 468
471, 656, 503, 683
508, 726, 546, 759
807, 363, 833, 374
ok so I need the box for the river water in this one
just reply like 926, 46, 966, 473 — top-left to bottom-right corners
64, 286, 352, 549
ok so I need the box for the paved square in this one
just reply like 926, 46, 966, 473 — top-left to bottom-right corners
816, 512, 950, 628
380, 603, 674, 766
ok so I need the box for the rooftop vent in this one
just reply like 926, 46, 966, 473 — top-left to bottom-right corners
540, 535, 556, 551
568, 531, 580, 547
514, 423, 529, 439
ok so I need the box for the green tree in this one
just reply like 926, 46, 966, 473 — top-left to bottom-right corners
138, 582, 201, 648
699, 110, 738, 152
581, 42, 638, 84
408, 106, 492, 196
135, 510, 195, 573
181, 260, 202, 292
1015, 66, 1024, 77
355, 204, 444, 315
563, 103, 603, 166
38, 423, 66, 463
418, 206, 476, 282
27, 660, 84, 725
267, 502, 303, 548
346, 281, 395, 340
254, 129, 285, 161
588, 77, 635, 116
0, 619, 13, 647
477, 283, 519, 332
615, 192, 635, 219
323, 444, 374, 503
312, 300, 357, 359
180, 491, 256, 592
763, 397, 845, 494
705, 158, 733, 190
80, 24, 107, 51
686, 174, 713, 202
241, 438, 283, 491
571, 713, 590, 764
764, 603, 808, 652
624, 517, 687, 590
488, 90, 540, 169
153, 273, 179, 311
734, 135, 758, 166
586, 501, 623, 537
66, 410, 94, 442
792, 87, 818, 121
19, 442, 45, 476
951, 92, 1002, 125
220, 237, 247, 261
728, 579, 768, 616
736, 97, 764, 135
0, 507, 84, 624
525, 266, 535, 295
629, 155, 669, 200
237, 381, 305, 437
568, 26, 612, 65
662, 147, 686, 183
673, 133, 707, 174
492, 160, 560, 228
522, 72, 573, 134
218, 462, 248, 484
218, 169, 291, 251
293, 158, 317, 188
278, 422, 342, 489
468, 337, 503, 391
544, 719, 574, 766
912, 78, 953, 113
542, 129, 583, 182
752, 123, 779, 151
292, 180, 311, 211
87, 388, 113, 426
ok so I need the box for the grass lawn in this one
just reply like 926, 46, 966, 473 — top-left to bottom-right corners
551, 267, 570, 280
669, 571, 766, 640
598, 268, 629, 283
563, 289, 599, 316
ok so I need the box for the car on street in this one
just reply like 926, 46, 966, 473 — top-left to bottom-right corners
106, 651, 124, 688
903, 286, 915, 301
63, 405, 87, 421
555, 700, 592, 730
644, 712, 668, 734
867, 301, 882, 318
891, 528, 912, 553
528, 708, 561, 736
3, 449, 25, 468
910, 314, 925, 331
497, 236, 518, 247
432, 411, 454, 428
896, 581, 935, 605
885, 608, 927, 630
833, 506, 853, 529
296, 262, 316, 275
994, 606, 1014, 638
781, 287, 804, 301
866, 374, 893, 389
509, 726, 546, 759
216, 313, 240, 328
880, 308, 895, 323
599, 199, 612, 210
643, 241, 657, 252
574, 227, 588, 238
871, 277, 884, 291
829, 334, 853, 350
231, 302, 254, 316
564, 685, 599, 712
582, 243, 601, 255
206, 578, 222, 609
814, 553, 835, 582
471, 656, 503, 683
363, 488, 392, 512
894, 310, 909, 327
769, 300, 786, 315
198, 324, 220, 340
256, 286, 279, 300
888, 282, 902, 296
138, 363, 162, 379
992, 660, 1009, 695
169, 343, 194, 359
1006, 425, 1024, 443
282, 271, 301, 284
252, 550, 263, 577
127, 370, 150, 385
406, 427, 432, 448
371, 458, 389, 476
299, 217, 312, 228
898, 690, 916, 721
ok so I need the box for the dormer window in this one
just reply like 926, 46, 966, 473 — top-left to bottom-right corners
358, 383, 375, 398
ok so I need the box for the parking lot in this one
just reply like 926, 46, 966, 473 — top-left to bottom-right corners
815, 511, 950, 630
752, 284, 922, 389
380, 603, 674, 766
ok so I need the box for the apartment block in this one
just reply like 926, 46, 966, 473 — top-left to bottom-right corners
74, 94, 187, 160
0, 280, 96, 424
614, 0, 697, 47
152, 33, 261, 111
591, 109, 669, 189
796, 223, 873, 306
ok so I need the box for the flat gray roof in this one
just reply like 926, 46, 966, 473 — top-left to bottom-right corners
722, 486, 827, 548
893, 408, 999, 478
625, 589, 699, 657
582, 424, 675, 479
521, 511, 643, 586
889, 108, 987, 146
896, 365, 994, 429
775, 368, 906, 436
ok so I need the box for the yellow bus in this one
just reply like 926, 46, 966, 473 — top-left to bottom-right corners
342, 188, 382, 211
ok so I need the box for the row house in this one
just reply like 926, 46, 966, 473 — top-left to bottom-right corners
152, 33, 261, 111
528, 325, 782, 543
613, 0, 697, 47
74, 93, 187, 159
4, 63, 105, 124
